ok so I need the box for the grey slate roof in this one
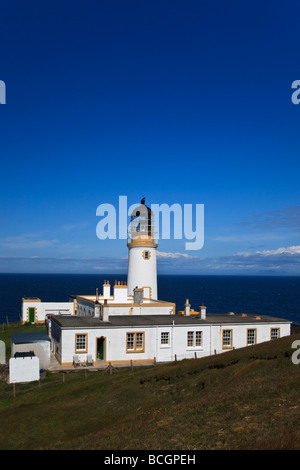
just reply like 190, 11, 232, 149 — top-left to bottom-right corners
11, 332, 51, 344
51, 313, 290, 329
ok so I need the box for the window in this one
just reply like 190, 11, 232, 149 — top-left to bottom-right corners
142, 250, 151, 260
271, 328, 280, 340
126, 332, 145, 353
195, 331, 202, 347
187, 331, 202, 348
187, 331, 194, 347
222, 330, 232, 349
127, 333, 135, 350
247, 329, 256, 345
161, 332, 170, 346
136, 333, 144, 350
75, 334, 87, 352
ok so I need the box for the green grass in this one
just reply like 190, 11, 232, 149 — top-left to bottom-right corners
1, 325, 300, 450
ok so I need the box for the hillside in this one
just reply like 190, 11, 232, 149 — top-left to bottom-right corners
1, 327, 300, 450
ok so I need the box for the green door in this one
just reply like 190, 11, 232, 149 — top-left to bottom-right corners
29, 308, 35, 323
97, 337, 105, 361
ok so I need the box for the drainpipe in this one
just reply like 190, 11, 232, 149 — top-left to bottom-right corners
171, 320, 174, 362
156, 325, 158, 362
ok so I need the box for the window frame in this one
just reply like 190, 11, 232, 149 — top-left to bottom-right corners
160, 331, 170, 347
195, 331, 202, 347
187, 330, 203, 349
126, 331, 145, 353
247, 328, 257, 346
222, 329, 233, 349
270, 328, 280, 340
187, 331, 194, 347
142, 250, 151, 260
75, 333, 88, 353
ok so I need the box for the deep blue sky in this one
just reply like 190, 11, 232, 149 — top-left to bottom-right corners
1, 0, 300, 274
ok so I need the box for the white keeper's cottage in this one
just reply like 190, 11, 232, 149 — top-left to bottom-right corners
22, 198, 291, 368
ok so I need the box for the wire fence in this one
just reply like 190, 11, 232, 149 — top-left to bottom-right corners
0, 349, 212, 399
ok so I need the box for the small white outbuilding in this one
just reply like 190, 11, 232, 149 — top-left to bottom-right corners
11, 332, 51, 370
9, 355, 40, 384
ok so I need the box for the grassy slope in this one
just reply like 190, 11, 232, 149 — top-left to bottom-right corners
1, 326, 300, 450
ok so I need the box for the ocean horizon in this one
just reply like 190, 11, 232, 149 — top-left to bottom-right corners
0, 273, 300, 325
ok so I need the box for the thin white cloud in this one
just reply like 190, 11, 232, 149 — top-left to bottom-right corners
237, 245, 300, 257
240, 206, 300, 232
0, 245, 300, 274
214, 233, 286, 243
256, 245, 300, 256
157, 251, 196, 259
62, 222, 89, 231
0, 234, 59, 249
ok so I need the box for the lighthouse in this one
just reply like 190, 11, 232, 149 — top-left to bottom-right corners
127, 198, 158, 300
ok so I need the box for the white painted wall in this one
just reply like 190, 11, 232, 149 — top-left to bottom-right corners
77, 299, 95, 317
208, 321, 291, 355
53, 320, 291, 366
113, 286, 128, 303
11, 341, 50, 370
22, 301, 74, 323
9, 357, 40, 383
127, 245, 157, 299
104, 304, 174, 316
76, 299, 174, 317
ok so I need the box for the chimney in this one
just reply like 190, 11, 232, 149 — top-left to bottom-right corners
133, 287, 143, 305
102, 299, 109, 322
103, 280, 111, 300
114, 281, 128, 303
94, 303, 100, 318
184, 299, 191, 316
200, 302, 206, 320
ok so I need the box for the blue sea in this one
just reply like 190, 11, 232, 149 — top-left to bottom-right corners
0, 273, 300, 324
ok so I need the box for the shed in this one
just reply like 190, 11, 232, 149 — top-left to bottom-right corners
11, 332, 51, 370
9, 356, 40, 384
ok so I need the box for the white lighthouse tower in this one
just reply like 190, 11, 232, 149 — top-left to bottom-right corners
127, 198, 158, 300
